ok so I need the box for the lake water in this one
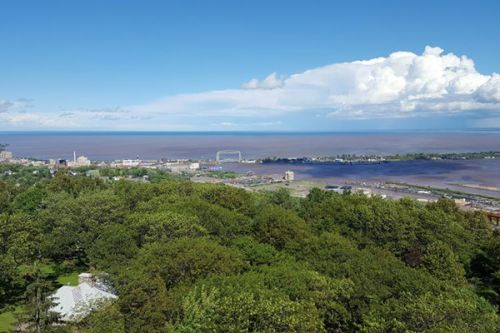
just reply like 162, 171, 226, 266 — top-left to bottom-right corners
1, 131, 499, 161
223, 159, 500, 199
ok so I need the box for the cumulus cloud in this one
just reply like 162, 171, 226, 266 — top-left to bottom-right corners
3, 46, 500, 129
474, 74, 500, 103
130, 46, 500, 120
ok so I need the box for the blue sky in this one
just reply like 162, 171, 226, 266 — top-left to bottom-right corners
1, 0, 499, 131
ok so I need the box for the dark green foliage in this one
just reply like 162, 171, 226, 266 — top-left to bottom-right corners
87, 224, 138, 274
252, 204, 310, 250
73, 301, 125, 333
118, 275, 170, 333
200, 184, 256, 216
231, 236, 289, 267
130, 238, 245, 289
127, 211, 207, 245
17, 267, 60, 333
46, 171, 106, 196
0, 166, 498, 332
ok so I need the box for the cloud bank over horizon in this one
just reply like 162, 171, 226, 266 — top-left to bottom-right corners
2, 46, 500, 130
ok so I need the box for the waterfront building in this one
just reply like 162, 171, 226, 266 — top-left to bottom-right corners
68, 155, 92, 167
454, 198, 468, 206
0, 151, 13, 160
77, 155, 91, 166
284, 170, 295, 181
57, 159, 68, 167
165, 161, 200, 173
122, 159, 141, 167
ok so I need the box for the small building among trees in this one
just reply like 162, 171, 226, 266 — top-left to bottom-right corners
51, 273, 117, 321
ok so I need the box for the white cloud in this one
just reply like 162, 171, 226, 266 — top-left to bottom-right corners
2, 46, 500, 130
242, 72, 285, 89
0, 99, 75, 128
129, 46, 500, 120
474, 74, 500, 103
0, 112, 78, 127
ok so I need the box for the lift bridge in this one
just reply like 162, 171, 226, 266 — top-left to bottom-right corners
216, 150, 242, 163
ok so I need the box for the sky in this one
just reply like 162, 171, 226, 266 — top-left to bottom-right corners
1, 0, 500, 131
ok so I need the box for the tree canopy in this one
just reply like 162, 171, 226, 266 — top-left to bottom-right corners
0, 165, 498, 332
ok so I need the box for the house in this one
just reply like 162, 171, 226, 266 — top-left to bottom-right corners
51, 273, 117, 321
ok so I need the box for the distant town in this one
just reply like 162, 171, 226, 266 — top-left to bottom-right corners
1, 148, 499, 216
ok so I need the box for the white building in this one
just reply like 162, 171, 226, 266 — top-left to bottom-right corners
454, 198, 468, 206
68, 155, 92, 167
189, 162, 200, 170
284, 170, 295, 181
122, 159, 141, 167
165, 161, 200, 173
51, 273, 117, 321
0, 151, 13, 160
77, 155, 91, 166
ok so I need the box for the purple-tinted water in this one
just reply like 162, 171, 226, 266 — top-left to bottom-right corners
1, 131, 499, 161
223, 159, 500, 198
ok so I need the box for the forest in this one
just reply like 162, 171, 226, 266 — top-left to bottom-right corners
0, 164, 499, 332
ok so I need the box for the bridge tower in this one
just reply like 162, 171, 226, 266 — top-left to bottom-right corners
216, 150, 242, 163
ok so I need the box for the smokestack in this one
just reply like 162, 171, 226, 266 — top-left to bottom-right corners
74, 151, 76, 162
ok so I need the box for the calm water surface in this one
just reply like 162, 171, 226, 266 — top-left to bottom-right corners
1, 131, 499, 161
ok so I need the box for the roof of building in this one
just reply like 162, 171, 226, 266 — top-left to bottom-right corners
51, 280, 117, 321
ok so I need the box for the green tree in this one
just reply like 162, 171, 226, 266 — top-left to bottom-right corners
76, 301, 125, 333
362, 289, 499, 333
253, 205, 310, 250
18, 267, 59, 333
421, 241, 466, 286
176, 282, 323, 332
200, 184, 256, 217
87, 224, 138, 273
127, 211, 207, 245
118, 275, 170, 333
131, 238, 245, 289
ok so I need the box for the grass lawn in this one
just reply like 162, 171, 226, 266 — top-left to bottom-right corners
18, 261, 81, 287
18, 261, 55, 276
57, 272, 79, 286
0, 306, 22, 333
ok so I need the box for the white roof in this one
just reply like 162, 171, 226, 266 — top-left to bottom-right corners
51, 282, 117, 321
78, 273, 92, 278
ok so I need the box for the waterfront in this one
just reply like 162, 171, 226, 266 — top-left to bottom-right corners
2, 131, 499, 200
222, 159, 500, 199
